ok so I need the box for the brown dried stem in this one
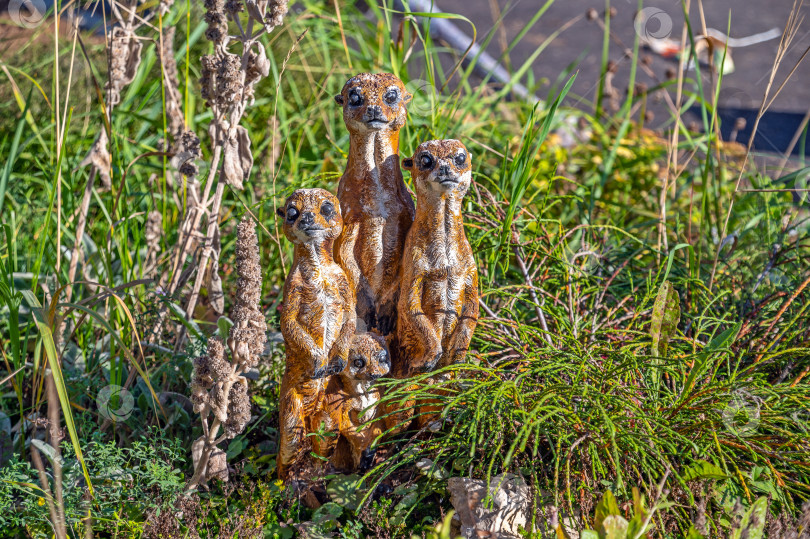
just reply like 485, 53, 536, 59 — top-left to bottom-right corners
186, 217, 266, 491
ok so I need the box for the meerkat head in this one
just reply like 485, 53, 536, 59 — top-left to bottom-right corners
335, 73, 412, 134
343, 332, 390, 383
277, 188, 342, 246
402, 139, 472, 198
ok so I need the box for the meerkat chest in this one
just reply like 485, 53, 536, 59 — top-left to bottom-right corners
349, 387, 378, 421
298, 267, 346, 349
419, 248, 468, 327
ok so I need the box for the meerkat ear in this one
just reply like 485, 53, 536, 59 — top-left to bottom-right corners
334, 94, 344, 105
276, 207, 285, 218
402, 90, 413, 104
402, 157, 414, 170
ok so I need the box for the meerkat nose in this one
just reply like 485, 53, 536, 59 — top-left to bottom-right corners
299, 212, 314, 225
364, 105, 383, 120
438, 164, 451, 176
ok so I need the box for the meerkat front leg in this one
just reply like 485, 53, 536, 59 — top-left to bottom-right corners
404, 273, 443, 373
335, 221, 361, 294
346, 420, 381, 471
445, 268, 479, 366
277, 384, 305, 480
281, 286, 328, 376
327, 277, 356, 375
376, 279, 400, 336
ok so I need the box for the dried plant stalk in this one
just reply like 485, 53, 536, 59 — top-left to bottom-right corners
187, 217, 266, 490
152, 0, 287, 345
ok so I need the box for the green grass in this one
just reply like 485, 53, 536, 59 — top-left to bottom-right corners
0, 0, 809, 537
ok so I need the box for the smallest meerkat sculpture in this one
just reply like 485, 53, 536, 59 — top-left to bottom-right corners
396, 140, 479, 378
312, 332, 390, 471
277, 188, 356, 481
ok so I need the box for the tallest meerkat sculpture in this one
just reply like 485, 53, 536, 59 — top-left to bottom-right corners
334, 73, 415, 336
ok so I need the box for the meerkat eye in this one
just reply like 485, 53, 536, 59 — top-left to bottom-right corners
320, 201, 335, 218
285, 207, 299, 222
348, 88, 363, 106
454, 151, 467, 167
383, 88, 400, 105
419, 153, 434, 169
353, 358, 366, 369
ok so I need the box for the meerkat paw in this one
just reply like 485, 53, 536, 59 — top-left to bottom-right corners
310, 354, 330, 379
326, 355, 347, 376
410, 349, 442, 375
359, 447, 376, 470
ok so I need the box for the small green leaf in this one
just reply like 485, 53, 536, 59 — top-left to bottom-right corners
650, 280, 680, 357
31, 439, 62, 466
683, 460, 728, 482
685, 526, 707, 538
326, 474, 363, 510
594, 490, 621, 532
580, 531, 599, 539
415, 458, 449, 481
602, 515, 629, 539
733, 497, 768, 539
312, 501, 343, 529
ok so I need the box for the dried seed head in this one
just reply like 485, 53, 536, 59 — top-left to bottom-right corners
217, 53, 243, 103
160, 27, 185, 136
106, 27, 143, 106
224, 0, 244, 13
170, 130, 202, 178
190, 384, 209, 413
203, 0, 228, 46
210, 383, 229, 422
192, 355, 214, 388
207, 337, 231, 380
227, 217, 266, 368
225, 378, 250, 437
265, 0, 288, 28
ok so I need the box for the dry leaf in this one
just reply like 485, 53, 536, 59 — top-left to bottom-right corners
78, 130, 112, 191
206, 447, 229, 481
222, 126, 253, 189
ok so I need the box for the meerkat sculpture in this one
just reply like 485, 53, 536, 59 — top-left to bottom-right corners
277, 188, 357, 481
311, 331, 390, 471
396, 140, 479, 378
333, 73, 415, 336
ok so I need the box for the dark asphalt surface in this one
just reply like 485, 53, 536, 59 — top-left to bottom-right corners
436, 0, 810, 154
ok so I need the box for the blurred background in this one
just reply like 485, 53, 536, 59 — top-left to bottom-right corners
414, 0, 810, 156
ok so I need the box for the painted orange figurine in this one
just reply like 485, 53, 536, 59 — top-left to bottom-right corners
333, 73, 415, 337
276, 188, 357, 481
396, 140, 479, 378
311, 331, 390, 471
